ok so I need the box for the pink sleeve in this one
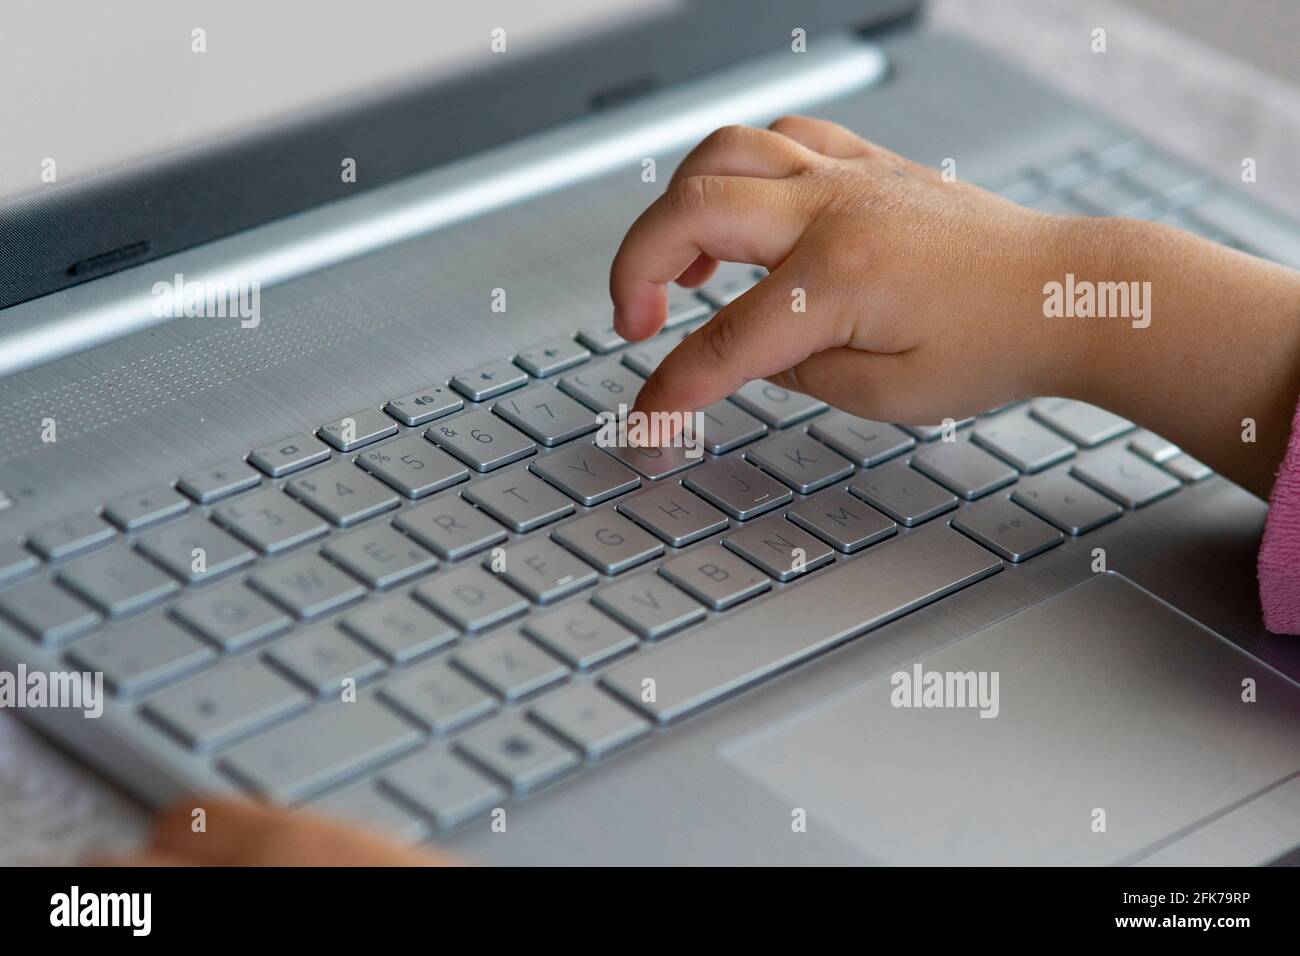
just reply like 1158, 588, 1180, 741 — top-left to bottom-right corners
1259, 398, 1300, 634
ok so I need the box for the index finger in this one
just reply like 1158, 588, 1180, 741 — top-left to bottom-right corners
609, 174, 812, 341
634, 254, 850, 415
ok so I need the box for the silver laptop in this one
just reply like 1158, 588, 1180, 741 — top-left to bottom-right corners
2, 0, 1299, 866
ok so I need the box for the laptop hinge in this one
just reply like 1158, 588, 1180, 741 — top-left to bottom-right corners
0, 32, 889, 380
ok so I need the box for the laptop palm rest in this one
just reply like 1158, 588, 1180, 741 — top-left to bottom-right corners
721, 573, 1300, 865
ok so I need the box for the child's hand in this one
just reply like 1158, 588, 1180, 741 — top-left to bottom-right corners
89, 797, 459, 867
611, 115, 1099, 425
611, 116, 1300, 498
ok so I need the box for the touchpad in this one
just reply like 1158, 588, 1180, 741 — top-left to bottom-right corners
721, 574, 1300, 865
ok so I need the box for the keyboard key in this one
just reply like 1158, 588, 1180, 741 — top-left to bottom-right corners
266, 626, 385, 698
249, 553, 367, 620
143, 657, 309, 750
1188, 191, 1300, 268
1030, 399, 1133, 447
67, 614, 215, 695
723, 516, 834, 582
621, 336, 681, 377
342, 593, 457, 664
911, 442, 1017, 500
415, 565, 528, 631
530, 683, 651, 759
356, 433, 468, 499
848, 461, 958, 527
379, 659, 497, 734
212, 489, 328, 555
317, 408, 399, 452
972, 416, 1076, 473
1071, 446, 1180, 508
394, 495, 506, 560
529, 443, 640, 505
322, 524, 438, 589
1128, 430, 1180, 464
1040, 151, 1097, 190
171, 582, 292, 652
1011, 472, 1123, 535
0, 578, 99, 644
455, 632, 568, 701
381, 749, 504, 830
456, 715, 579, 795
746, 431, 853, 494
786, 488, 896, 553
450, 360, 528, 402
177, 461, 261, 503
592, 572, 706, 639
136, 515, 256, 585
618, 483, 728, 547
730, 381, 826, 428
551, 511, 663, 575
603, 442, 700, 480
899, 419, 975, 442
248, 433, 330, 477
1069, 174, 1158, 217
492, 385, 599, 446
1122, 155, 1208, 206
0, 540, 39, 586
514, 338, 591, 378
491, 538, 597, 604
1164, 453, 1211, 482
285, 463, 400, 528
330, 528, 436, 587
666, 284, 712, 327
426, 409, 536, 472
808, 412, 913, 466
220, 700, 422, 802
557, 360, 644, 415
659, 543, 771, 610
523, 603, 639, 670
27, 513, 115, 561
600, 524, 1002, 724
952, 497, 1065, 562
462, 470, 574, 533
1161, 209, 1237, 245
385, 385, 463, 426
697, 261, 761, 306
979, 400, 1027, 417
575, 325, 626, 354
1094, 140, 1145, 172
683, 458, 791, 520
696, 400, 767, 454
102, 487, 189, 531
310, 780, 431, 844
58, 546, 179, 617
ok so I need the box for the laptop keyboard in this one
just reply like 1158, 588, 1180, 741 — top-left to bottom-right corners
991, 139, 1278, 256
0, 138, 1260, 839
